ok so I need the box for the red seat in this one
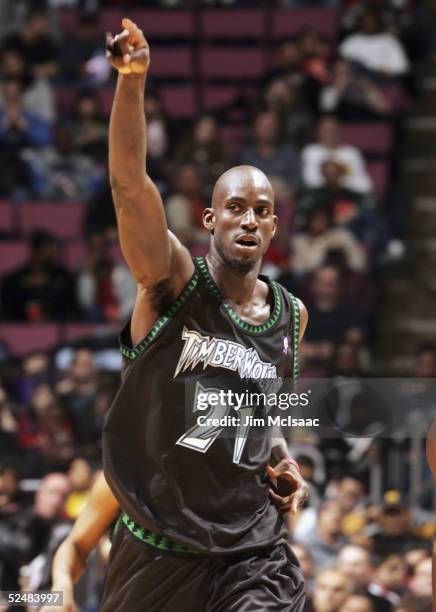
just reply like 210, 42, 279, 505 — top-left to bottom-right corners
271, 9, 338, 40
341, 123, 393, 155
220, 125, 244, 154
160, 85, 196, 117
100, 9, 193, 39
150, 48, 192, 79
200, 48, 266, 80
18, 202, 84, 240
63, 323, 109, 343
367, 161, 389, 200
0, 242, 29, 275
55, 87, 78, 116
64, 241, 86, 270
203, 86, 240, 111
200, 10, 264, 40
0, 324, 59, 357
0, 201, 14, 234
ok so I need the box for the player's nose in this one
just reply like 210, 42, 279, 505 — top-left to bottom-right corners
241, 208, 257, 229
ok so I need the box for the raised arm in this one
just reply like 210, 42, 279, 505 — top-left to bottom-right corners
107, 19, 193, 291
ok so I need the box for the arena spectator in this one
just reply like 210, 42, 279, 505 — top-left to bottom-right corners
165, 163, 207, 247
0, 76, 52, 197
1, 230, 78, 321
14, 352, 53, 405
337, 545, 392, 612
84, 177, 118, 237
77, 232, 119, 322
339, 595, 374, 612
301, 115, 373, 193
175, 115, 228, 195
0, 386, 18, 459
59, 12, 103, 85
144, 90, 171, 189
294, 500, 347, 569
414, 343, 436, 379
0, 463, 21, 513
0, 48, 55, 122
295, 475, 365, 543
26, 122, 102, 200
291, 206, 367, 274
1, 10, 59, 79
339, 10, 409, 80
57, 348, 100, 452
76, 232, 135, 322
300, 264, 367, 369
17, 382, 75, 474
320, 58, 391, 119
70, 89, 107, 163
64, 457, 94, 520
291, 543, 315, 596
369, 553, 406, 604
0, 472, 69, 591
309, 567, 350, 612
370, 492, 427, 556
407, 557, 432, 600
262, 78, 313, 148
239, 110, 301, 189
297, 159, 389, 262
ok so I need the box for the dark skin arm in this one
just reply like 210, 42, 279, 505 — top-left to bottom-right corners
106, 18, 193, 346
40, 472, 119, 612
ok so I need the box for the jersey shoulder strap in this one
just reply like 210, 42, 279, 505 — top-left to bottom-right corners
287, 292, 301, 385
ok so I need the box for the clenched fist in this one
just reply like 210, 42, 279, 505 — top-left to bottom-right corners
106, 18, 150, 75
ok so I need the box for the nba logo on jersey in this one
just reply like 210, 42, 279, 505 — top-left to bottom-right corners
282, 336, 289, 355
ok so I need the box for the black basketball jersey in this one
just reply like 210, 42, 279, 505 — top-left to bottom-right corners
103, 256, 300, 555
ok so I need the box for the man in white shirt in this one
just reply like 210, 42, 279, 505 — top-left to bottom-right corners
339, 10, 409, 78
301, 115, 373, 193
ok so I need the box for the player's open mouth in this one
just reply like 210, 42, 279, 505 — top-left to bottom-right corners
235, 235, 258, 251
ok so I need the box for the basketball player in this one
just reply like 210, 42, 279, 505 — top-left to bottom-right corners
102, 18, 309, 611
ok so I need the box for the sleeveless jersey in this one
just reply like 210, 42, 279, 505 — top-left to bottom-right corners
103, 256, 300, 555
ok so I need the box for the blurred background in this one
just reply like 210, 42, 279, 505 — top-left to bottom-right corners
0, 0, 435, 610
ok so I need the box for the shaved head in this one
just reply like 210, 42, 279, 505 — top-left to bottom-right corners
211, 165, 274, 210
203, 165, 277, 273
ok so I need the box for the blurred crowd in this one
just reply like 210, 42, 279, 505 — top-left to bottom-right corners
0, 0, 434, 610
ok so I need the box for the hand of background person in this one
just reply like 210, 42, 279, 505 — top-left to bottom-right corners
106, 18, 150, 76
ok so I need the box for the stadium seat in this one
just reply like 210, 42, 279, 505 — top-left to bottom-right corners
18, 202, 85, 240
200, 48, 266, 80
149, 48, 193, 79
271, 9, 338, 40
159, 85, 196, 117
64, 241, 86, 270
63, 323, 108, 343
0, 324, 59, 357
100, 9, 194, 41
219, 124, 244, 154
202, 86, 241, 111
200, 10, 264, 41
367, 161, 389, 200
0, 242, 29, 275
341, 123, 394, 156
0, 201, 14, 235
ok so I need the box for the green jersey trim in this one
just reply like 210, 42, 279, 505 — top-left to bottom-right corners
121, 512, 199, 555
288, 293, 300, 385
194, 256, 282, 335
120, 272, 199, 360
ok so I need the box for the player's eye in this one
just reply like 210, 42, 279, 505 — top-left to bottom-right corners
228, 202, 241, 212
257, 207, 269, 216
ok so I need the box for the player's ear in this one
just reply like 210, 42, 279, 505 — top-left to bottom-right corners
203, 208, 215, 233
270, 214, 278, 239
